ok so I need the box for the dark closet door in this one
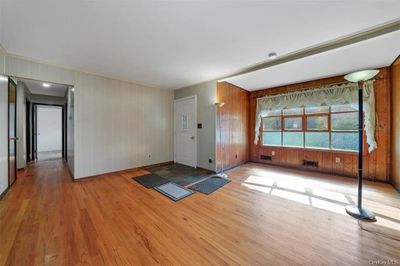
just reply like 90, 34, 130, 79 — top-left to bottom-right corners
8, 79, 17, 186
33, 104, 38, 160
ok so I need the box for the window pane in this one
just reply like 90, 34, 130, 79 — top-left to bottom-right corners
331, 112, 358, 130
305, 132, 329, 149
331, 104, 357, 112
263, 132, 282, 146
331, 133, 358, 151
283, 108, 303, 115
284, 117, 302, 130
265, 110, 282, 116
307, 115, 328, 130
305, 106, 329, 114
263, 117, 281, 131
283, 132, 304, 147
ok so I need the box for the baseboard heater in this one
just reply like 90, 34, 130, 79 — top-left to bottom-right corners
303, 160, 318, 167
260, 155, 272, 161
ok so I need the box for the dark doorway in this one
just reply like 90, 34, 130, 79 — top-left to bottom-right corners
8, 78, 17, 187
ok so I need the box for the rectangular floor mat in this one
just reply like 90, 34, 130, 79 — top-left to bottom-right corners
154, 182, 194, 201
132, 174, 169, 188
189, 176, 231, 195
146, 163, 211, 187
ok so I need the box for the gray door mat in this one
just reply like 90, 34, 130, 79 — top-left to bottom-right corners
146, 163, 211, 187
132, 174, 169, 188
189, 176, 231, 195
154, 182, 194, 201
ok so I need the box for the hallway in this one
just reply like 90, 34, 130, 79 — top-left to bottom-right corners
0, 161, 399, 265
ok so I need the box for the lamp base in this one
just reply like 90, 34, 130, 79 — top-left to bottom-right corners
216, 172, 229, 179
345, 205, 376, 221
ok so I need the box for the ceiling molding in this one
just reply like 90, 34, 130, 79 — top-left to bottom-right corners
219, 18, 400, 82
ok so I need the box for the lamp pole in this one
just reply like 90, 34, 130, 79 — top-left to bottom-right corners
357, 81, 364, 210
215, 102, 228, 179
344, 70, 378, 221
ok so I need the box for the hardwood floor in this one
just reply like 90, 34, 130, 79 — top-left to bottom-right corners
0, 160, 399, 265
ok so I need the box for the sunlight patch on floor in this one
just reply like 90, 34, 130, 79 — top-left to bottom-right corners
242, 169, 400, 234
311, 188, 349, 204
310, 197, 346, 215
271, 189, 309, 205
242, 172, 354, 217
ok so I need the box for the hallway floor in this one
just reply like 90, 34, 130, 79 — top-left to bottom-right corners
0, 160, 399, 265
37, 150, 62, 161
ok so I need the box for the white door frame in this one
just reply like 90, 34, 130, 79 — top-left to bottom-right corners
174, 95, 197, 168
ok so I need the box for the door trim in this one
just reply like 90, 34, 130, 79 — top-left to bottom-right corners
174, 95, 197, 168
8, 78, 17, 187
33, 103, 66, 161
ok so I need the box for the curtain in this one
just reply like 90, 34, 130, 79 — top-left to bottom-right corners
254, 80, 377, 152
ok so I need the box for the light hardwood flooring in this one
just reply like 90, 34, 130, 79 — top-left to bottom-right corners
0, 160, 399, 265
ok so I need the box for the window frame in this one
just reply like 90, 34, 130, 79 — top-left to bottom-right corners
261, 106, 358, 151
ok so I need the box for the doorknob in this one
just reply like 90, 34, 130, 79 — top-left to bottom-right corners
190, 136, 195, 140
10, 137, 18, 140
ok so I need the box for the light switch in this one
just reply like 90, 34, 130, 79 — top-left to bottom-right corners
271, 151, 275, 156
335, 157, 341, 163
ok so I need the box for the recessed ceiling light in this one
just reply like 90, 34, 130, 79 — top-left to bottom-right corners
268, 52, 278, 59
42, 83, 51, 88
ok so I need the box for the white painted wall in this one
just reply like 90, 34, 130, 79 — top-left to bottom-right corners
0, 77, 8, 195
16, 82, 26, 169
4, 54, 174, 179
174, 81, 217, 171
0, 47, 8, 196
37, 106, 62, 152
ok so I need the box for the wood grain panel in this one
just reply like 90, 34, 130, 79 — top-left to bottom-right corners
249, 68, 391, 180
390, 56, 400, 191
216, 82, 250, 171
321, 152, 333, 173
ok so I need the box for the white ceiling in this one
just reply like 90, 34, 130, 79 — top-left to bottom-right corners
1, 1, 400, 90
226, 30, 400, 91
19, 78, 68, 97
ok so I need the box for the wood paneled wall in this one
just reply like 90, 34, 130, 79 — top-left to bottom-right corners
390, 57, 400, 190
250, 68, 391, 181
216, 82, 250, 172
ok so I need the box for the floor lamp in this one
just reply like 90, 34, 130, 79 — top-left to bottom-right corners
344, 69, 379, 221
215, 102, 228, 179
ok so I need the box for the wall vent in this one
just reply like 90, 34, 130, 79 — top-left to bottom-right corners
260, 155, 272, 161
303, 160, 318, 167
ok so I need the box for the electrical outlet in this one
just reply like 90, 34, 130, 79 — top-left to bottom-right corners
335, 157, 341, 163
271, 151, 275, 156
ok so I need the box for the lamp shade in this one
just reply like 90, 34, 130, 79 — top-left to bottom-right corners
344, 70, 379, 82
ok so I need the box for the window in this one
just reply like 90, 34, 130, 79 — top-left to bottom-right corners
283, 132, 304, 147
263, 117, 281, 131
262, 104, 358, 151
283, 108, 303, 115
331, 112, 358, 130
262, 116, 281, 146
306, 115, 328, 130
284, 117, 302, 130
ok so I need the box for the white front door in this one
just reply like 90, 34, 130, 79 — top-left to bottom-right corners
174, 96, 197, 168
